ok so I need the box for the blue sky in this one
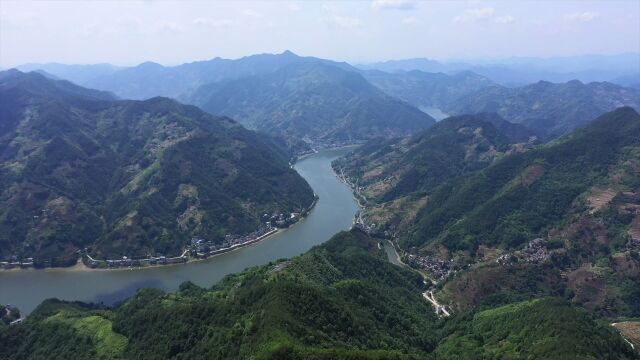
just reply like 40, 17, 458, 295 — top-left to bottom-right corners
0, 0, 638, 67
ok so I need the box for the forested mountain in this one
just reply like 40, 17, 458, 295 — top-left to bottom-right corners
0, 70, 314, 265
0, 69, 117, 102
444, 80, 640, 137
184, 62, 436, 146
357, 53, 640, 86
0, 229, 635, 359
17, 52, 435, 146
14, 63, 123, 88
333, 113, 535, 235
362, 70, 494, 112
360, 70, 640, 139
338, 107, 640, 317
24, 51, 354, 101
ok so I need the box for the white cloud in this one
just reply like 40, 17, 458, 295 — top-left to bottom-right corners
324, 15, 363, 29
192, 18, 235, 28
453, 7, 494, 23
402, 16, 417, 25
565, 11, 598, 22
452, 8, 514, 25
158, 22, 184, 33
243, 9, 263, 18
116, 18, 186, 35
287, 2, 302, 12
372, 0, 417, 11
320, 4, 362, 29
494, 15, 515, 24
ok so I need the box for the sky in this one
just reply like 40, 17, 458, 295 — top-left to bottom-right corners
0, 0, 639, 68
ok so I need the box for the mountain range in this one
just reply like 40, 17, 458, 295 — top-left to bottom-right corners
359, 68, 640, 139
17, 51, 354, 101
18, 52, 435, 145
0, 70, 314, 265
183, 62, 435, 145
444, 80, 640, 137
337, 107, 640, 318
333, 113, 536, 236
3, 51, 640, 358
361, 70, 494, 114
14, 51, 640, 143
357, 53, 640, 86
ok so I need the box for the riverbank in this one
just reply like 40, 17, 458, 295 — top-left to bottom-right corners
3, 144, 357, 274
1, 228, 291, 273
293, 143, 360, 164
2, 195, 319, 273
0, 147, 360, 316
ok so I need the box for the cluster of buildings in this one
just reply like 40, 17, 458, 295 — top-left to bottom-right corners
85, 253, 188, 269
191, 223, 276, 256
497, 237, 550, 266
403, 253, 456, 281
85, 212, 303, 269
266, 212, 300, 228
0, 257, 34, 270
192, 212, 304, 257
4, 205, 313, 271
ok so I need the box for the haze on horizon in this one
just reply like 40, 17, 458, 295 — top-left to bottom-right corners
0, 0, 639, 68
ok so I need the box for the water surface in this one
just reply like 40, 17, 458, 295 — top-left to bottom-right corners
421, 107, 450, 121
0, 148, 358, 315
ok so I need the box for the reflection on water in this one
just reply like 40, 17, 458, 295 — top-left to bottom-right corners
89, 279, 164, 306
0, 148, 359, 315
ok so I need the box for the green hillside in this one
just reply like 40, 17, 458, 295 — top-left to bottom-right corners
1, 229, 635, 359
405, 107, 639, 254
362, 70, 494, 112
0, 70, 314, 265
335, 107, 640, 317
445, 80, 640, 137
436, 297, 637, 359
333, 114, 535, 235
185, 62, 435, 146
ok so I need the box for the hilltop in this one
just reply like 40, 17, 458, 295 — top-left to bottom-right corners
0, 70, 314, 265
184, 62, 435, 146
444, 80, 640, 137
333, 113, 536, 235
336, 107, 640, 317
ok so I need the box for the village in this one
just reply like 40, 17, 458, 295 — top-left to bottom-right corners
0, 257, 34, 270
402, 253, 457, 282
0, 210, 311, 271
83, 212, 304, 269
497, 237, 551, 266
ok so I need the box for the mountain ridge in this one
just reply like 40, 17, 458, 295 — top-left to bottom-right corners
0, 70, 314, 265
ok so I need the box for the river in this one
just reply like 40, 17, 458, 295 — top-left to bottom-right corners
0, 147, 359, 315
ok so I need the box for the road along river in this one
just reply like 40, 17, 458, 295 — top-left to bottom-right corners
0, 147, 359, 315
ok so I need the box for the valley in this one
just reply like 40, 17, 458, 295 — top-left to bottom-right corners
0, 148, 358, 315
1, 2, 640, 355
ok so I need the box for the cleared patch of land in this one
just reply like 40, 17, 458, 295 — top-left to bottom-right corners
613, 321, 640, 349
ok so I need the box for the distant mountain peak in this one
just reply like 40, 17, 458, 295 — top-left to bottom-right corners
136, 61, 164, 69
